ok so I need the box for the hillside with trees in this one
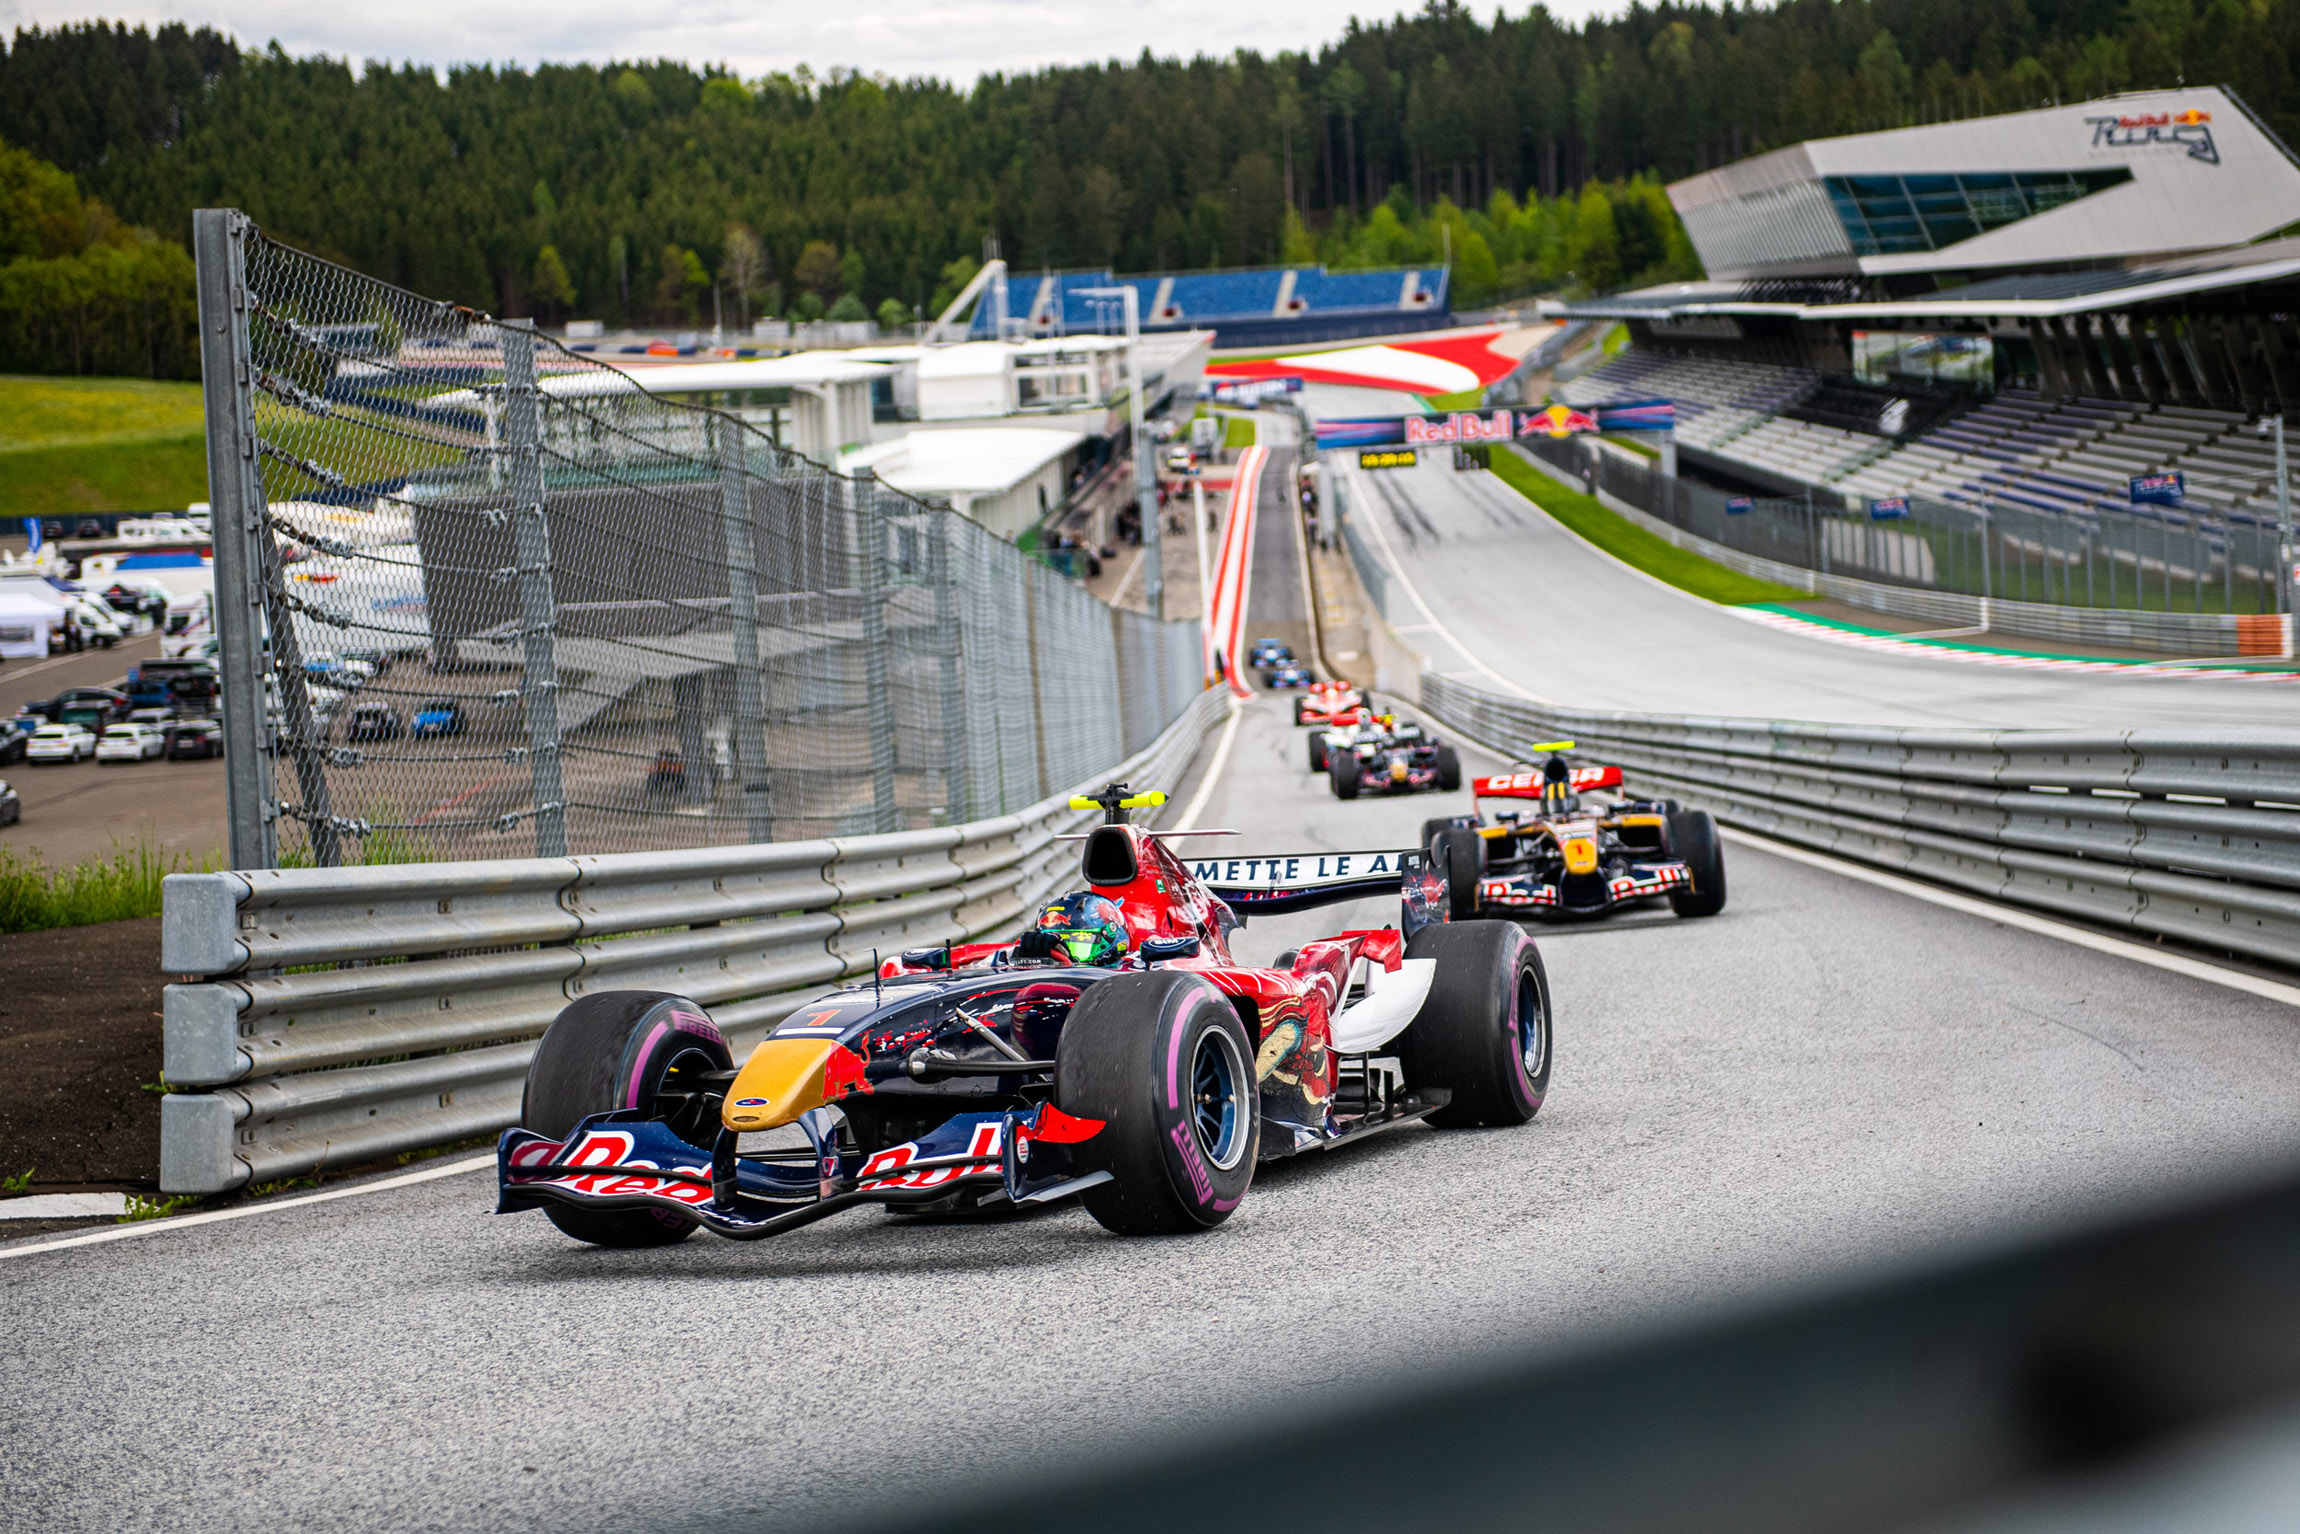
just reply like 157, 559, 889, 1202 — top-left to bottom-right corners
1, 0, 2293, 372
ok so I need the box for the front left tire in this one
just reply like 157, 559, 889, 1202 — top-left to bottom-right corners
521, 991, 733, 1247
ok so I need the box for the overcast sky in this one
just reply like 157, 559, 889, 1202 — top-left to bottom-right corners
3, 1, 1626, 83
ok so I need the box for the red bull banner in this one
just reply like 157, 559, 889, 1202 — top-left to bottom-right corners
1312, 399, 1672, 451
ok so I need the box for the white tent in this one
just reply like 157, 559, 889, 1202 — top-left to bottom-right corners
0, 591, 57, 659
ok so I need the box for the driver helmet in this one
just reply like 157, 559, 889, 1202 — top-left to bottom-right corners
1541, 754, 1578, 811
1033, 892, 1131, 965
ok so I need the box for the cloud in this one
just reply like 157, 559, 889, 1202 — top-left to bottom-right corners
5, 0, 1628, 82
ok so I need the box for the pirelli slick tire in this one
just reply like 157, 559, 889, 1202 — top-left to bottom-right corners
1667, 809, 1728, 918
521, 991, 732, 1247
1434, 743, 1462, 792
1293, 698, 1310, 725
1057, 971, 1257, 1235
1432, 825, 1484, 919
1330, 756, 1361, 799
1308, 732, 1329, 773
1396, 921, 1551, 1128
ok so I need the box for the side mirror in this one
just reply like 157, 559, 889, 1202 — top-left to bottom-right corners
1139, 934, 1201, 964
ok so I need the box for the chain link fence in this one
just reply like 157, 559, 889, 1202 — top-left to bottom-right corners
1524, 436, 2287, 618
194, 212, 1202, 868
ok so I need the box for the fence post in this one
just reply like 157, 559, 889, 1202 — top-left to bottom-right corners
928, 499, 969, 824
193, 209, 278, 869
853, 468, 899, 834
716, 416, 774, 841
498, 325, 565, 858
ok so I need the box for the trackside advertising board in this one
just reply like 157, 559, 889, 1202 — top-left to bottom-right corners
2130, 472, 2186, 506
1312, 400, 1674, 451
1201, 376, 1304, 405
1868, 496, 1911, 521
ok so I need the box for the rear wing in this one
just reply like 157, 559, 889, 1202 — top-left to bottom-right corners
1190, 848, 1448, 935
1473, 766, 1621, 798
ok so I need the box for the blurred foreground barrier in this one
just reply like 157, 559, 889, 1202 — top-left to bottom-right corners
857, 1158, 2300, 1534
1421, 672, 2300, 971
155, 688, 1222, 1193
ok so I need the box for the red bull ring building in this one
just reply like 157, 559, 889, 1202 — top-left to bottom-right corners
1546, 87, 2300, 528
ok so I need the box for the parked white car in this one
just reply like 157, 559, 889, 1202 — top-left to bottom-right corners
96, 722, 166, 762
26, 724, 96, 763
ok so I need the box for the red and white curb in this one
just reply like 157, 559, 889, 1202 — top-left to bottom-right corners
1734, 606, 2300, 682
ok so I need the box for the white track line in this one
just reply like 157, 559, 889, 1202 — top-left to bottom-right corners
1173, 696, 1247, 830
1723, 826, 2300, 1010
1346, 458, 1555, 703
0, 1153, 496, 1263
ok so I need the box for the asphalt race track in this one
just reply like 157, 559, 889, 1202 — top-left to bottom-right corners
1307, 380, 2300, 732
12, 417, 2300, 1532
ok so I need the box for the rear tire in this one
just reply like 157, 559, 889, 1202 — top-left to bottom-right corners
1329, 756, 1359, 799
521, 991, 732, 1247
1432, 825, 1484, 919
1057, 971, 1257, 1235
1434, 744, 1462, 792
1395, 922, 1551, 1128
1293, 699, 1309, 725
1308, 733, 1328, 773
1666, 809, 1727, 918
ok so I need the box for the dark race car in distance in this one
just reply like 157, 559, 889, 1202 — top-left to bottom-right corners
1328, 715, 1461, 799
496, 783, 1551, 1248
1248, 638, 1292, 671
1424, 744, 1726, 921
1266, 663, 1314, 689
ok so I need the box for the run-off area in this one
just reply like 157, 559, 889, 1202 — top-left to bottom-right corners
7, 692, 2300, 1533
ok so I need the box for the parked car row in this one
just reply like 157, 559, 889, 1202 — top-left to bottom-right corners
15, 718, 223, 764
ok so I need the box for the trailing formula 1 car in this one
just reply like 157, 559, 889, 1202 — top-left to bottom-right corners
1422, 743, 1726, 921
1307, 712, 1428, 774
1326, 715, 1461, 799
497, 783, 1550, 1246
1266, 663, 1314, 689
1249, 638, 1292, 671
1293, 679, 1371, 728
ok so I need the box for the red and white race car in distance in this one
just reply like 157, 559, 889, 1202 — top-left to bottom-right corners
1293, 679, 1371, 728
496, 783, 1553, 1246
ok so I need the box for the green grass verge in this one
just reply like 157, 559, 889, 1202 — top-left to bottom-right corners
1611, 436, 1658, 460
0, 374, 205, 448
0, 374, 211, 515
1422, 389, 1483, 410
0, 432, 209, 516
1489, 448, 1811, 606
0, 841, 218, 934
1222, 414, 1258, 449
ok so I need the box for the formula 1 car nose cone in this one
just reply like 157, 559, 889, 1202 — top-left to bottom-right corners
723, 1036, 848, 1130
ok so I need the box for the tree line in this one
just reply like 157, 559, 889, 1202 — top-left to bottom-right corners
1, 1, 2292, 373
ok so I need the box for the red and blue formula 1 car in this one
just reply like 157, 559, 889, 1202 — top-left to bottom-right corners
1422, 745, 1726, 921
1326, 715, 1463, 799
497, 784, 1550, 1246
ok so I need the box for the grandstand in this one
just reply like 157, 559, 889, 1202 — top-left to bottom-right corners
1550, 86, 2300, 537
970, 264, 1450, 348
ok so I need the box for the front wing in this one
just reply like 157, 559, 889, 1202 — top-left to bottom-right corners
497, 1101, 1109, 1241
1478, 860, 1690, 914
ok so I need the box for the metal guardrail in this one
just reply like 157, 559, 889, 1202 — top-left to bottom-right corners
156, 688, 1224, 1193
1420, 673, 2300, 969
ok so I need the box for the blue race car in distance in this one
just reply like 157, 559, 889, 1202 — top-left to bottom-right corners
1266, 664, 1314, 689
1248, 637, 1291, 670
